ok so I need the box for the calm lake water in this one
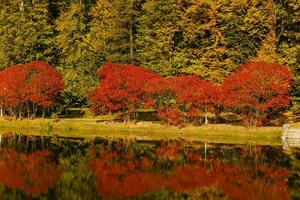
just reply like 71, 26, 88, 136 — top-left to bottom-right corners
0, 134, 299, 200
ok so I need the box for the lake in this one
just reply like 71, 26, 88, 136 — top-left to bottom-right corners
0, 134, 299, 200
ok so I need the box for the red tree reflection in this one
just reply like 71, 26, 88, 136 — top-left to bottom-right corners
90, 150, 164, 199
90, 148, 290, 200
0, 149, 62, 196
168, 160, 290, 200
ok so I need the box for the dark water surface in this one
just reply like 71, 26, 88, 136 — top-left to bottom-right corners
0, 134, 299, 200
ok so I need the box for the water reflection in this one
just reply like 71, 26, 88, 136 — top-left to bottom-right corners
0, 135, 298, 200
0, 149, 62, 198
89, 141, 291, 200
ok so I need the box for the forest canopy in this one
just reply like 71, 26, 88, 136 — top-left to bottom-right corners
0, 0, 299, 113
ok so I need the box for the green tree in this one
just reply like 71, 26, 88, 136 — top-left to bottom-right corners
175, 0, 232, 82
136, 0, 273, 82
275, 0, 300, 114
136, 0, 180, 75
0, 0, 55, 69
55, 2, 96, 106
85, 0, 141, 65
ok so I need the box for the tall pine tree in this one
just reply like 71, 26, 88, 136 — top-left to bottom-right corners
275, 0, 300, 113
85, 0, 140, 65
55, 1, 98, 106
136, 0, 272, 81
136, 0, 179, 75
0, 0, 55, 69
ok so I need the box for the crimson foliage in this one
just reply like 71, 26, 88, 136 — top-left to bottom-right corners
170, 75, 221, 117
90, 61, 292, 126
0, 149, 62, 195
89, 63, 162, 116
25, 61, 64, 108
90, 146, 290, 200
0, 61, 64, 118
223, 61, 292, 125
156, 76, 221, 126
157, 107, 186, 127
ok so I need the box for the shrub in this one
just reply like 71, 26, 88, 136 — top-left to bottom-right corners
89, 63, 164, 119
0, 61, 64, 119
223, 61, 292, 126
157, 107, 186, 127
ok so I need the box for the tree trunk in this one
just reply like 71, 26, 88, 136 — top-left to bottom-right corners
32, 104, 37, 118
10, 108, 16, 119
0, 107, 3, 117
214, 106, 221, 123
204, 102, 208, 125
129, 0, 135, 64
129, 23, 134, 64
27, 103, 30, 118
18, 106, 23, 120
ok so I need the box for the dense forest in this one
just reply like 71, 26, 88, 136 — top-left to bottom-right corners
0, 0, 299, 122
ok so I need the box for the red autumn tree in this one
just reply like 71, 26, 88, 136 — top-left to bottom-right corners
222, 61, 292, 125
0, 61, 64, 118
154, 76, 222, 126
89, 63, 163, 119
157, 107, 186, 127
25, 61, 64, 116
90, 63, 223, 125
156, 75, 220, 125
0, 65, 29, 118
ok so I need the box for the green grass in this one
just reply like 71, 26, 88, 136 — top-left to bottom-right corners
0, 118, 283, 146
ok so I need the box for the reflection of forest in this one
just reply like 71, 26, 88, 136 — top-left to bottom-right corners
0, 136, 99, 200
287, 149, 300, 199
0, 135, 298, 200
0, 149, 62, 197
90, 142, 292, 200
56, 152, 99, 199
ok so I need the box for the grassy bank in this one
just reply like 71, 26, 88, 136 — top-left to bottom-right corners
0, 118, 283, 146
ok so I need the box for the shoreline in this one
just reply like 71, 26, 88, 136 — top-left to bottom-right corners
0, 118, 283, 146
